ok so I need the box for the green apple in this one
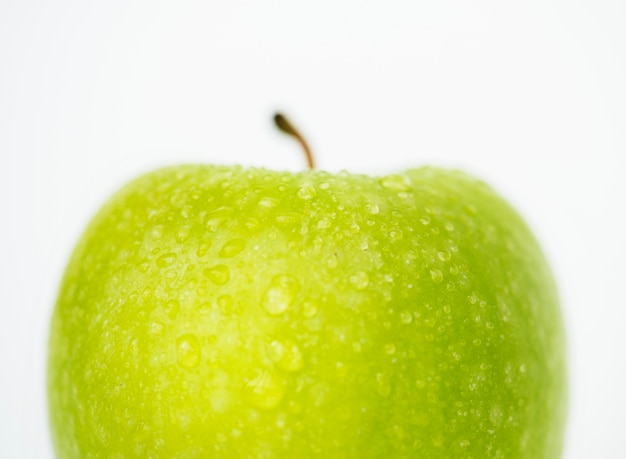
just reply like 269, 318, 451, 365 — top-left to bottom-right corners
48, 130, 566, 457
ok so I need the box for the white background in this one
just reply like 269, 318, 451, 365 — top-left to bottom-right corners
1, 1, 625, 457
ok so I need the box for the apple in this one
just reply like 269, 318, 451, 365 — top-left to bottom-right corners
48, 116, 566, 458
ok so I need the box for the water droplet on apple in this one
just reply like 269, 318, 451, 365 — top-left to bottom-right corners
219, 239, 246, 258
420, 215, 431, 225
244, 368, 286, 410
165, 299, 180, 319
380, 174, 413, 191
196, 240, 211, 257
430, 269, 444, 283
176, 334, 201, 368
349, 271, 369, 290
148, 321, 165, 335
268, 338, 304, 372
259, 197, 278, 208
261, 275, 299, 315
203, 265, 230, 285
365, 202, 380, 215
389, 228, 403, 242
400, 311, 413, 324
297, 185, 316, 200
437, 250, 451, 262
317, 218, 332, 229
302, 301, 318, 318
156, 252, 177, 268
217, 295, 233, 315
384, 342, 396, 355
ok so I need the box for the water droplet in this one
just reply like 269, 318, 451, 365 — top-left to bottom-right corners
384, 342, 396, 355
259, 197, 278, 208
276, 213, 300, 225
420, 215, 431, 225
365, 202, 380, 215
317, 218, 332, 229
349, 271, 369, 290
302, 301, 318, 318
176, 334, 201, 368
206, 206, 235, 231
437, 250, 451, 262
268, 339, 304, 372
244, 369, 286, 410
381, 174, 413, 191
203, 265, 230, 285
148, 321, 165, 335
400, 311, 413, 324
389, 228, 403, 242
196, 240, 211, 257
444, 222, 455, 232
297, 185, 316, 200
219, 239, 246, 258
519, 364, 527, 373
165, 299, 180, 319
156, 252, 176, 268
217, 295, 233, 315
261, 275, 299, 315
430, 269, 444, 283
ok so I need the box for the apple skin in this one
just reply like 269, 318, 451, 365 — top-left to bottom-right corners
48, 166, 566, 458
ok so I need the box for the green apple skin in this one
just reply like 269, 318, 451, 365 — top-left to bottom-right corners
48, 166, 566, 458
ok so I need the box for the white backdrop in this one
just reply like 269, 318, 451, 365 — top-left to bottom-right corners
1, 1, 625, 457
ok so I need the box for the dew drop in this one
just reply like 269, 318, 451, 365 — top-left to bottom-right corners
317, 218, 332, 229
297, 185, 317, 200
389, 228, 403, 242
437, 250, 451, 262
430, 269, 444, 283
261, 275, 299, 315
420, 215, 431, 225
268, 339, 304, 372
244, 369, 286, 410
156, 252, 177, 268
259, 197, 278, 208
196, 240, 211, 257
176, 334, 201, 368
349, 271, 369, 290
219, 239, 246, 258
381, 174, 413, 191
204, 265, 230, 285
384, 342, 396, 355
217, 295, 233, 315
365, 202, 380, 215
148, 321, 165, 335
165, 299, 180, 320
400, 311, 413, 324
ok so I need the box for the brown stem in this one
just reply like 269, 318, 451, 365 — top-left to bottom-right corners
274, 113, 315, 170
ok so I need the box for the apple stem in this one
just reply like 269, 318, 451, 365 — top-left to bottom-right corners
274, 113, 315, 170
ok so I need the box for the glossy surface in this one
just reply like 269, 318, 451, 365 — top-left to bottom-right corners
48, 166, 566, 458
